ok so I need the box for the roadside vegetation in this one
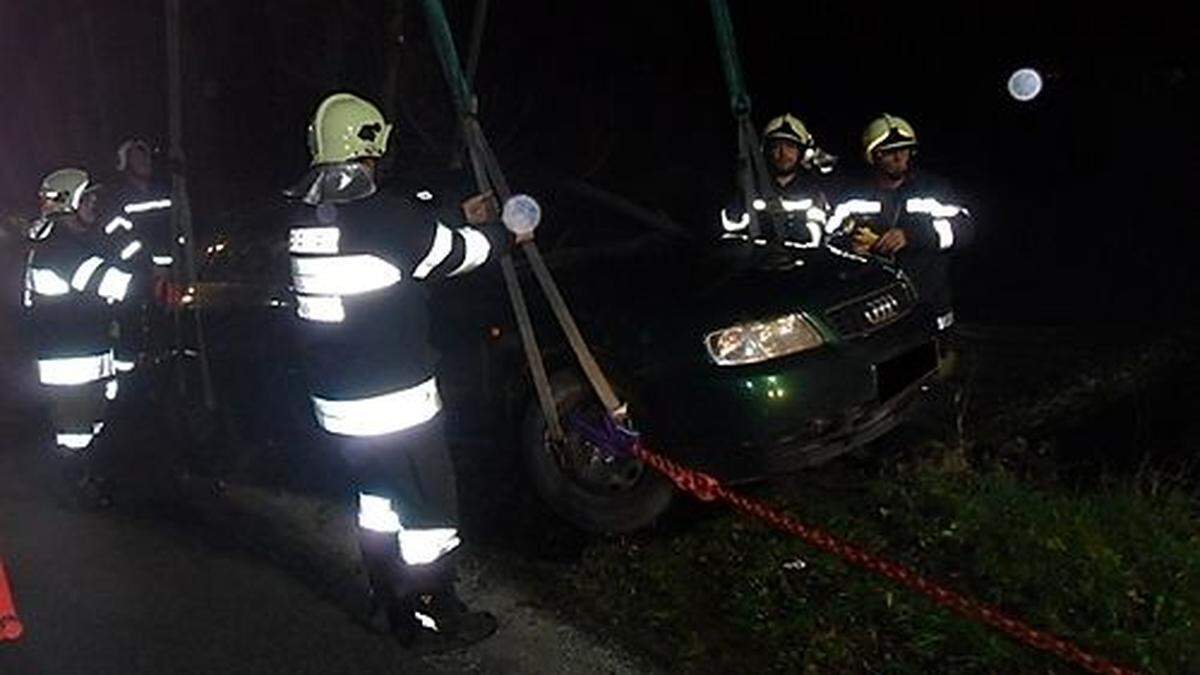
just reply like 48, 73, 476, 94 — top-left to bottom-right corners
511, 328, 1200, 673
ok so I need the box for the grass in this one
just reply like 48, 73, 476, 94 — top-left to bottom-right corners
547, 454, 1199, 674
525, 331, 1200, 674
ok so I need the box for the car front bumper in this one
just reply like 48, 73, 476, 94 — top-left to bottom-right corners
636, 317, 939, 482
675, 367, 933, 483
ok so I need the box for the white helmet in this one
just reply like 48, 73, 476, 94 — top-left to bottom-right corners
38, 168, 94, 215
116, 138, 152, 171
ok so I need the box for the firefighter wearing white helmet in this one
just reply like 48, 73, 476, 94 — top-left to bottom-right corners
96, 138, 177, 375
719, 112, 832, 248
284, 92, 532, 651
828, 114, 973, 333
101, 139, 172, 273
25, 168, 141, 505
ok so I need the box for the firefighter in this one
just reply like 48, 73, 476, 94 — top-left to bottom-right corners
827, 114, 972, 331
97, 138, 175, 373
284, 93, 530, 651
102, 139, 175, 275
24, 168, 138, 502
106, 139, 174, 270
720, 113, 833, 247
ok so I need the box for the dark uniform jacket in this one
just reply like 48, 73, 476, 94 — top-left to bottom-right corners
24, 218, 134, 358
97, 180, 174, 273
721, 176, 830, 246
829, 170, 972, 324
287, 181, 508, 412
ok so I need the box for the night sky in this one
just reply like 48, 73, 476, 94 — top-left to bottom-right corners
2, 1, 1196, 323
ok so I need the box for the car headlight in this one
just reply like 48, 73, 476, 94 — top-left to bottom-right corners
704, 313, 824, 366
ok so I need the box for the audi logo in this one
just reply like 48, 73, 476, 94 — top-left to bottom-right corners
863, 294, 899, 325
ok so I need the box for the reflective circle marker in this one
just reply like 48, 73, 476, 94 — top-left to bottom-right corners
502, 194, 541, 235
1008, 68, 1043, 101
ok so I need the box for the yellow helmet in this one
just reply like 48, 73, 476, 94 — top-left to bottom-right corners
307, 93, 393, 165
762, 113, 814, 148
38, 168, 93, 215
862, 114, 917, 163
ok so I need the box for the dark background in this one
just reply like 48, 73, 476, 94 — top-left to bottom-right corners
2, 1, 1196, 324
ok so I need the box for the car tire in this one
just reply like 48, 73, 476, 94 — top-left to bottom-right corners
520, 371, 674, 534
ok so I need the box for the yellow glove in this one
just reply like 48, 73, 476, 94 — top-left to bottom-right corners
852, 226, 881, 254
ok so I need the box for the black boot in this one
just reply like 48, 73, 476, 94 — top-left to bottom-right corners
388, 590, 496, 654
394, 562, 497, 653
358, 532, 497, 653
417, 581, 498, 646
73, 471, 114, 510
53, 453, 113, 510
357, 530, 407, 635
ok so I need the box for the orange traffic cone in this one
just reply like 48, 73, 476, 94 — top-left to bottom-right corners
0, 558, 24, 641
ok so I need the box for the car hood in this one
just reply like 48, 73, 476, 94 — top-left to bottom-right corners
544, 240, 906, 369
680, 245, 899, 329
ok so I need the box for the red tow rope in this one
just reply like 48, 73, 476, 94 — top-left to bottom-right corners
0, 558, 24, 642
629, 442, 1140, 675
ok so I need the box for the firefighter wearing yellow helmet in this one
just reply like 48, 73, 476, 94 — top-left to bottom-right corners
828, 114, 973, 333
284, 92, 532, 651
719, 112, 832, 247
307, 93, 393, 165
25, 168, 143, 505
861, 113, 918, 164
763, 113, 813, 149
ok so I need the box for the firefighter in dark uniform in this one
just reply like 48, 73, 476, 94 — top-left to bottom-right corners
97, 138, 175, 374
828, 114, 973, 332
720, 113, 835, 248
106, 139, 175, 272
24, 168, 139, 499
285, 93, 532, 651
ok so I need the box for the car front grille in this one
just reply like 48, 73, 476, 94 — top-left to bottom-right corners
822, 282, 915, 339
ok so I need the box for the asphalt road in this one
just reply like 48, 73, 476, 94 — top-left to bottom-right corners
0, 428, 455, 675
0, 242, 430, 674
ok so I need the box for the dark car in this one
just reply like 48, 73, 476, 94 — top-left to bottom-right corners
193, 178, 939, 533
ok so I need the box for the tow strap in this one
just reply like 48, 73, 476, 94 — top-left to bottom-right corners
709, 0, 773, 239
420, 0, 625, 446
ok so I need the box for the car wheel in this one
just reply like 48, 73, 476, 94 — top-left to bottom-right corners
521, 371, 674, 534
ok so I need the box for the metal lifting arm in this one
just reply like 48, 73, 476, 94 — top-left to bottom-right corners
420, 0, 626, 440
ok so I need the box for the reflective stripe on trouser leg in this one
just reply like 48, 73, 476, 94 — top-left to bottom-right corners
358, 493, 401, 533
343, 414, 461, 566
311, 377, 442, 437
46, 379, 107, 453
397, 527, 461, 565
357, 493, 461, 566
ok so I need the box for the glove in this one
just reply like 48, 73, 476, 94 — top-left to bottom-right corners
460, 190, 499, 225
874, 228, 908, 255
153, 277, 187, 308
851, 226, 881, 254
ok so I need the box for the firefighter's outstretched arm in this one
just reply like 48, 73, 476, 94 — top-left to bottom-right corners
408, 193, 539, 282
